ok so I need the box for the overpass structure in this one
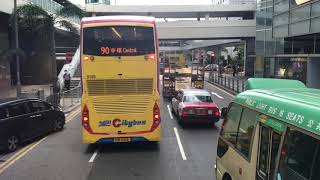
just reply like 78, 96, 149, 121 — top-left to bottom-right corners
85, 4, 255, 19
84, 4, 256, 76
157, 20, 255, 40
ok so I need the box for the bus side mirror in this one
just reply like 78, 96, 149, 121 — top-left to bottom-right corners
221, 107, 228, 118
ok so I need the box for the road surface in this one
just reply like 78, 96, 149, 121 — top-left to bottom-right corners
0, 82, 234, 180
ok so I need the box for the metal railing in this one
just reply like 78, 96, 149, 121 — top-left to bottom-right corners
45, 85, 81, 110
60, 86, 81, 110
208, 72, 247, 93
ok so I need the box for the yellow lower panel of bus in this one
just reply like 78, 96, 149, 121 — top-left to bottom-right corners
82, 125, 161, 144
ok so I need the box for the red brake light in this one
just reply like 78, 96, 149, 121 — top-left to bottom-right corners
182, 107, 193, 116
82, 104, 92, 133
151, 103, 161, 130
149, 54, 155, 60
182, 111, 189, 116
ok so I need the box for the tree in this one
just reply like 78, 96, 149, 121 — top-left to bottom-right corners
10, 3, 85, 105
233, 45, 244, 64
10, 3, 84, 88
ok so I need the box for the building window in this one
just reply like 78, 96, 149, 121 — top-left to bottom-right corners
316, 34, 320, 54
289, 21, 310, 36
292, 34, 315, 54
274, 0, 289, 15
311, 17, 320, 33
311, 1, 320, 17
290, 5, 311, 23
274, 25, 289, 37
275, 57, 307, 83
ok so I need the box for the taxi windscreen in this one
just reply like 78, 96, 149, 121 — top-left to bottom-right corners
83, 26, 155, 56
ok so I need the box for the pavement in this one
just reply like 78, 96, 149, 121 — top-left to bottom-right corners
0, 82, 235, 180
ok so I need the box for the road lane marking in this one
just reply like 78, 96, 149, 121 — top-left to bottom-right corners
0, 137, 47, 174
206, 82, 235, 97
173, 127, 187, 160
88, 149, 99, 163
167, 105, 173, 120
0, 107, 80, 174
211, 92, 224, 99
66, 108, 81, 124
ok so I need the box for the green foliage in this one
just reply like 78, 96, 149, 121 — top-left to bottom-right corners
57, 20, 79, 34
56, 4, 85, 19
10, 4, 54, 34
233, 45, 244, 62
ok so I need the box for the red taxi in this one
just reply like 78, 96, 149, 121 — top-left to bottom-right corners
171, 89, 220, 125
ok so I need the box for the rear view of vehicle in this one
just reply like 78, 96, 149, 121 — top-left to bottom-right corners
81, 16, 161, 144
171, 89, 220, 126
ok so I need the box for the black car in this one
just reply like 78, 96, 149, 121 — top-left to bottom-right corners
0, 98, 65, 152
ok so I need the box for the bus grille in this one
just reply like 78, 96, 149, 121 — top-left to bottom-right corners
91, 96, 150, 114
87, 79, 153, 96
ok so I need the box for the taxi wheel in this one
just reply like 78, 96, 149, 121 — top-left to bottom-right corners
7, 135, 19, 152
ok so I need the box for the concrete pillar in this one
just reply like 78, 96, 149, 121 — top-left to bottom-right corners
244, 38, 255, 77
307, 58, 320, 88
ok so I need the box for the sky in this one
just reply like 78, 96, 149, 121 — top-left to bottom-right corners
70, 0, 213, 6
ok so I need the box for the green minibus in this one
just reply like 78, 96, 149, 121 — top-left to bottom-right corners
216, 78, 320, 180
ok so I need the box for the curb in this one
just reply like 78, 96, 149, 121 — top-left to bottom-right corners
63, 102, 81, 115
205, 80, 238, 96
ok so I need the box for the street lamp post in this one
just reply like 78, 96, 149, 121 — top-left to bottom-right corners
14, 0, 21, 98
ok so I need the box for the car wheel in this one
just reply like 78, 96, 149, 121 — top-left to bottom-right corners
7, 135, 19, 152
53, 119, 64, 132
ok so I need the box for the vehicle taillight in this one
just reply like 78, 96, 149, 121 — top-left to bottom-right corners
210, 107, 220, 117
149, 54, 156, 60
182, 111, 189, 116
182, 108, 193, 116
82, 104, 92, 133
151, 103, 161, 131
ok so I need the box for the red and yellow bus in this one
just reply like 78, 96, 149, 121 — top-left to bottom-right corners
80, 16, 161, 144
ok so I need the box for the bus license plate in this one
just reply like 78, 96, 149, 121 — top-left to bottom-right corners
113, 138, 131, 143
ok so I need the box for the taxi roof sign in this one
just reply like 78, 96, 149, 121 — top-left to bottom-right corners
245, 78, 306, 91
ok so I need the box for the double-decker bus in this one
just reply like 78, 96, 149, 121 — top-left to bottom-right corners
80, 16, 161, 144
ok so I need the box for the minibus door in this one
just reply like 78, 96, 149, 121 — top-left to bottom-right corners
256, 125, 281, 180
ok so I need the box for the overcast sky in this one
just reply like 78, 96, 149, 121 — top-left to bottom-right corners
70, 0, 213, 6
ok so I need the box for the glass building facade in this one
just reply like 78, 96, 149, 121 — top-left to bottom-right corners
256, 0, 320, 88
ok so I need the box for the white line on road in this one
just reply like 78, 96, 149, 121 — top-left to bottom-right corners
211, 92, 224, 99
206, 82, 235, 97
173, 127, 187, 161
167, 105, 173, 120
88, 149, 99, 163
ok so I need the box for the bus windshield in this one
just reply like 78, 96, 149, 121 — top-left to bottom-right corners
83, 26, 155, 56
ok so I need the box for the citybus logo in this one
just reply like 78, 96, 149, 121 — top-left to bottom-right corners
99, 119, 146, 128
112, 119, 122, 128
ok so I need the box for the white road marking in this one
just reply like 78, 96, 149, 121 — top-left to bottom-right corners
167, 105, 173, 120
88, 149, 99, 163
211, 92, 224, 99
173, 127, 187, 160
206, 82, 235, 97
